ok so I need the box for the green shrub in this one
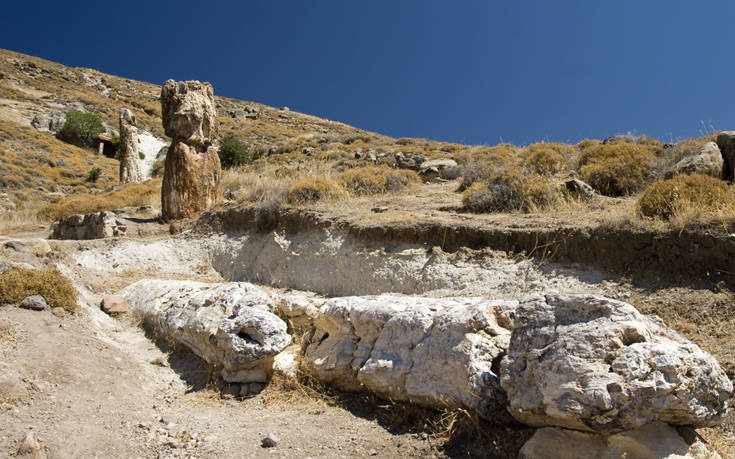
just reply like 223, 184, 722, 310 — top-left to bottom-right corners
57, 110, 105, 148
0, 268, 78, 312
579, 143, 654, 196
86, 167, 101, 182
218, 134, 263, 169
138, 151, 145, 160
637, 173, 735, 220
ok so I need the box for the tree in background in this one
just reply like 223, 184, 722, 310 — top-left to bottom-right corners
217, 134, 262, 169
57, 110, 105, 148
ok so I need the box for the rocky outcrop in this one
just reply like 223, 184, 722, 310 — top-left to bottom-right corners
519, 423, 721, 459
121, 280, 290, 384
418, 158, 460, 180
670, 141, 723, 179
303, 295, 518, 422
716, 131, 735, 182
160, 80, 222, 221
500, 294, 732, 433
50, 211, 127, 240
395, 151, 426, 170
118, 108, 143, 184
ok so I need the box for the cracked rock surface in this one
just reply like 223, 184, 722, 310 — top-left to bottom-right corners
501, 294, 732, 433
304, 295, 518, 421
122, 280, 290, 383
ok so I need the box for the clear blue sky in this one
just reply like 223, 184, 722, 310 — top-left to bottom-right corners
2, 1, 734, 146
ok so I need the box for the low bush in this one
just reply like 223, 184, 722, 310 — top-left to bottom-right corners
457, 144, 518, 191
86, 167, 101, 182
37, 179, 161, 221
637, 173, 735, 220
0, 268, 78, 312
218, 134, 263, 168
57, 110, 104, 148
523, 143, 573, 175
286, 178, 346, 204
579, 143, 654, 196
461, 169, 557, 213
340, 166, 420, 195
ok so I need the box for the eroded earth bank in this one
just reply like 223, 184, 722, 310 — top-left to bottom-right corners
1, 204, 734, 458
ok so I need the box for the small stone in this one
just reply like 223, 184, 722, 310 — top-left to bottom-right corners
368, 449, 378, 456
50, 307, 65, 318
220, 383, 240, 398
150, 357, 166, 366
261, 433, 279, 448
17, 431, 46, 459
160, 413, 178, 425
0, 318, 11, 331
20, 295, 47, 311
100, 295, 131, 316
371, 206, 388, 213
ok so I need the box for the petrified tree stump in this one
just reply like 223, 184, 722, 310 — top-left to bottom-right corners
119, 108, 143, 184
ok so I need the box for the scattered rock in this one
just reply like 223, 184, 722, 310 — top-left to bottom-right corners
500, 294, 732, 433
17, 431, 46, 459
669, 141, 723, 179
368, 449, 378, 456
519, 423, 722, 459
0, 318, 10, 331
304, 295, 517, 422
564, 178, 596, 200
50, 307, 65, 318
273, 344, 301, 380
418, 158, 459, 180
0, 372, 28, 403
395, 151, 426, 170
371, 206, 388, 213
20, 295, 47, 311
261, 433, 279, 448
50, 211, 127, 240
122, 280, 291, 384
716, 130, 735, 181
224, 185, 245, 201
119, 108, 143, 184
160, 80, 222, 221
0, 193, 16, 213
100, 295, 131, 316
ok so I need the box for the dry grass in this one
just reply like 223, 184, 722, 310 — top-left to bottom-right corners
340, 166, 420, 196
579, 143, 655, 196
37, 179, 161, 221
286, 177, 346, 204
522, 142, 576, 175
461, 170, 558, 213
637, 174, 735, 226
0, 267, 78, 312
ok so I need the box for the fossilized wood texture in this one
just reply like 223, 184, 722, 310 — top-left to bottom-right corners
501, 294, 732, 433
119, 108, 143, 184
160, 79, 217, 147
303, 295, 518, 422
161, 141, 221, 220
122, 280, 290, 383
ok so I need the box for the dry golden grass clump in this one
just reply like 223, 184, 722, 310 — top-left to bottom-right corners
340, 166, 420, 195
0, 268, 78, 312
578, 143, 655, 196
286, 177, 346, 204
522, 142, 576, 175
37, 179, 161, 221
637, 173, 735, 222
461, 169, 557, 213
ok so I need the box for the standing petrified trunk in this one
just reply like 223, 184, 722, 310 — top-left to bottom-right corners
160, 80, 222, 221
119, 108, 143, 184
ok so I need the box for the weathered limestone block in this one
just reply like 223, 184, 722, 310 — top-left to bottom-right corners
303, 295, 517, 421
501, 294, 732, 433
119, 108, 143, 184
160, 79, 221, 220
121, 280, 290, 383
670, 141, 723, 179
50, 211, 126, 240
161, 141, 222, 220
716, 131, 735, 181
519, 423, 721, 459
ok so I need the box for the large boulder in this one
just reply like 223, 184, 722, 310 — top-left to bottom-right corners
118, 108, 143, 184
121, 280, 290, 383
160, 80, 217, 148
160, 80, 222, 221
418, 158, 460, 180
669, 141, 723, 179
50, 211, 127, 240
519, 423, 721, 459
303, 295, 517, 421
501, 294, 732, 433
394, 151, 426, 170
716, 131, 735, 182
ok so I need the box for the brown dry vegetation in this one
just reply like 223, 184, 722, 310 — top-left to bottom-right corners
0, 267, 78, 311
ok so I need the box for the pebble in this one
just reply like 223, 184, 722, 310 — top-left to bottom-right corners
50, 307, 65, 318
261, 433, 279, 448
20, 295, 47, 311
